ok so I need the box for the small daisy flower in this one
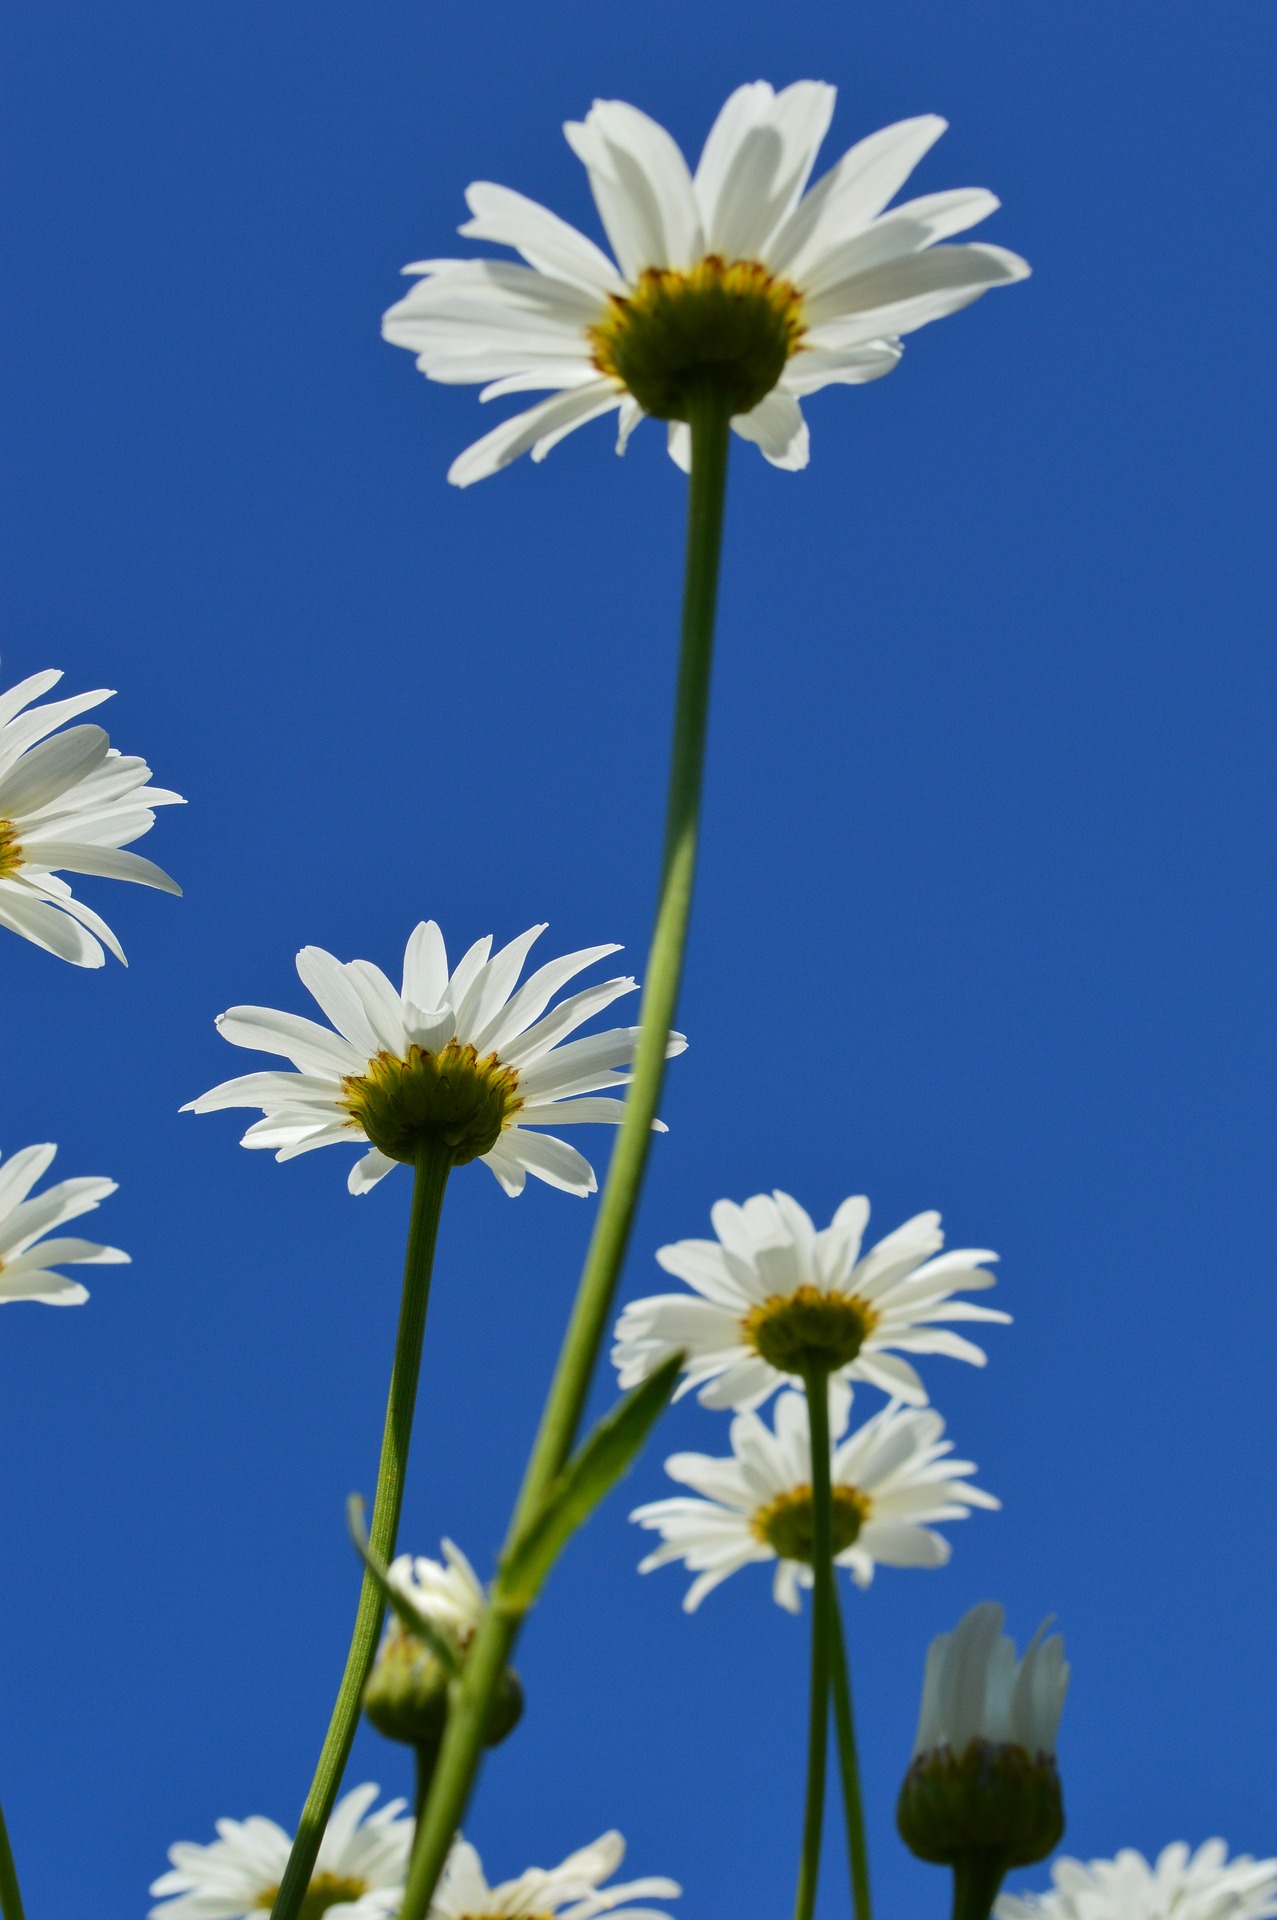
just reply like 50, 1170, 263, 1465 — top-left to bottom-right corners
364, 1539, 522, 1753
149, 1783, 412, 1920
613, 1190, 1008, 1411
631, 1382, 997, 1613
0, 1142, 128, 1306
898, 1603, 1068, 1871
0, 664, 182, 966
184, 920, 686, 1197
996, 1843, 1277, 1920
382, 80, 1029, 486
430, 1831, 680, 1920
388, 1539, 486, 1646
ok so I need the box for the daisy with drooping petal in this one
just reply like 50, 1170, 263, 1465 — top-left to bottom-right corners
0, 664, 183, 966
149, 1783, 412, 1920
387, 1539, 486, 1647
382, 80, 1029, 486
997, 1843, 1277, 1920
430, 1831, 680, 1920
185, 920, 686, 1196
631, 1381, 997, 1612
0, 1142, 128, 1306
613, 1190, 1007, 1411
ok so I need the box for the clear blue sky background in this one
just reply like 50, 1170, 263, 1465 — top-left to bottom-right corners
1, 4, 1274, 1915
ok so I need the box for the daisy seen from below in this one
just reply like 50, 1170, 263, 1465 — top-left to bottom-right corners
996, 1843, 1277, 1920
429, 1831, 680, 1920
382, 80, 1030, 486
0, 664, 182, 966
613, 1189, 1008, 1411
149, 1783, 412, 1920
0, 1142, 128, 1306
184, 919, 686, 1196
631, 1380, 997, 1612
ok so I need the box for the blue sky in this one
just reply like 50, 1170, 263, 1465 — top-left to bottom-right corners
1, 2, 1274, 1914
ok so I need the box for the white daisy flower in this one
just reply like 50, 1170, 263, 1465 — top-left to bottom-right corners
184, 920, 686, 1197
631, 1382, 997, 1613
997, 1843, 1277, 1920
430, 1831, 680, 1920
149, 1783, 412, 1920
0, 1142, 128, 1306
0, 664, 183, 967
382, 80, 1029, 486
899, 1604, 1068, 1871
388, 1538, 486, 1646
613, 1190, 1008, 1412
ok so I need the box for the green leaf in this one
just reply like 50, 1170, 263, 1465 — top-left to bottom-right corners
498, 1351, 684, 1608
346, 1495, 463, 1676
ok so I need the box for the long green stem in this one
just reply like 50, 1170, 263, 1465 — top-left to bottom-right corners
794, 1366, 833, 1920
828, 1580, 873, 1920
952, 1853, 1007, 1920
270, 1141, 451, 1920
396, 386, 734, 1920
0, 1797, 27, 1920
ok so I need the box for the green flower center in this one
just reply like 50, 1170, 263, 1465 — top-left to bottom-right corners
0, 821, 22, 880
254, 1873, 369, 1918
744, 1286, 874, 1375
752, 1483, 868, 1563
589, 256, 805, 419
340, 1040, 522, 1166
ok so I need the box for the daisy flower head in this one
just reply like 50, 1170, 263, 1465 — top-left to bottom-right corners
364, 1539, 522, 1753
898, 1603, 1068, 1871
149, 1783, 412, 1920
0, 1142, 129, 1306
184, 920, 686, 1196
613, 1189, 1008, 1412
630, 1380, 997, 1613
0, 664, 182, 966
382, 81, 1030, 486
996, 1844, 1277, 1920
430, 1831, 680, 1920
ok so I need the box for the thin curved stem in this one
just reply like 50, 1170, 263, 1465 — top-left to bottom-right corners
395, 386, 734, 1920
0, 1797, 27, 1920
828, 1579, 873, 1920
793, 1365, 833, 1920
269, 1141, 451, 1920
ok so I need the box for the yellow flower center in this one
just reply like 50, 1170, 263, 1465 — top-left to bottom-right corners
588, 256, 805, 419
743, 1286, 876, 1375
0, 820, 22, 880
254, 1874, 369, 1918
340, 1040, 522, 1167
751, 1483, 869, 1563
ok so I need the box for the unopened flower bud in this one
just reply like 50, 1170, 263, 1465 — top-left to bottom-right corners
898, 1603, 1068, 1880
362, 1540, 523, 1756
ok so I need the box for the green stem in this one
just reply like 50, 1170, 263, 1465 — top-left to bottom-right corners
0, 1797, 27, 1920
395, 386, 734, 1920
952, 1853, 1007, 1920
828, 1579, 873, 1920
270, 1141, 451, 1920
794, 1365, 833, 1920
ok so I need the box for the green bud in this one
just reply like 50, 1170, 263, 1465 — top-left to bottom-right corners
897, 1739, 1064, 1870
362, 1619, 523, 1754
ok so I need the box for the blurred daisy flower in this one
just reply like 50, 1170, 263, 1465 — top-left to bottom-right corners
185, 920, 685, 1196
383, 80, 1029, 485
631, 1381, 997, 1612
997, 1843, 1277, 1920
0, 665, 182, 966
430, 1831, 679, 1920
0, 1142, 128, 1307
614, 1189, 1007, 1411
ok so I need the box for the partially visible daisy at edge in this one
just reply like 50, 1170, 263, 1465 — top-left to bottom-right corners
382, 79, 1030, 485
0, 1142, 128, 1307
631, 1380, 997, 1612
613, 1187, 1008, 1411
149, 1782, 412, 1920
184, 919, 686, 1196
430, 1830, 680, 1920
996, 1843, 1277, 1920
0, 663, 182, 966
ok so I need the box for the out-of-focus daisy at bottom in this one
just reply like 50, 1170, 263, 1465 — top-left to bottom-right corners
997, 1842, 1277, 1920
430, 1830, 680, 1920
631, 1382, 997, 1612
